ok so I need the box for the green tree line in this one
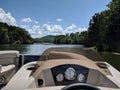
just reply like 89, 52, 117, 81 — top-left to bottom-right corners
86, 0, 120, 52
4, 0, 118, 53
34, 31, 88, 45
52, 0, 120, 52
0, 22, 33, 44
34, 35, 55, 43
54, 32, 88, 44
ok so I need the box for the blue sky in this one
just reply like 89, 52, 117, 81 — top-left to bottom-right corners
0, 0, 111, 38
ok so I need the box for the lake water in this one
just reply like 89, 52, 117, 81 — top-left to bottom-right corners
0, 43, 120, 71
0, 43, 83, 55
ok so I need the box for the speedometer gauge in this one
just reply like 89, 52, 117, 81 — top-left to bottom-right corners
64, 67, 76, 80
77, 73, 85, 82
56, 73, 64, 82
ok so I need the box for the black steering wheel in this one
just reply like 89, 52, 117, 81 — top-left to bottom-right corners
61, 83, 101, 90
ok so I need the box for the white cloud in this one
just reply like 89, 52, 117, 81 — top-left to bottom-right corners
21, 25, 30, 29
21, 18, 33, 23
76, 27, 87, 32
20, 23, 87, 38
34, 20, 39, 24
52, 25, 63, 33
65, 24, 77, 31
32, 25, 42, 34
42, 24, 51, 32
21, 24, 42, 37
20, 24, 64, 38
56, 18, 63, 22
0, 8, 17, 26
32, 25, 41, 31
21, 25, 35, 34
41, 24, 63, 34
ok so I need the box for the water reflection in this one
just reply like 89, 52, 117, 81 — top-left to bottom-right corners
0, 43, 83, 55
0, 44, 28, 54
0, 44, 119, 71
22, 44, 83, 55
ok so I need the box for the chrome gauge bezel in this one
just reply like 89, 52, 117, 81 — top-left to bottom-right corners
77, 73, 85, 82
64, 67, 76, 80
56, 73, 64, 82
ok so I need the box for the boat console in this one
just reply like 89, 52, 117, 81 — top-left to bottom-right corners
32, 59, 118, 88
1, 48, 120, 90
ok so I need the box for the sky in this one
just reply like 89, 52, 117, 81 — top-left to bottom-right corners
0, 0, 111, 38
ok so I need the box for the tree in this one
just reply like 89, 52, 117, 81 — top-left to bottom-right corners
0, 23, 9, 44
0, 22, 33, 44
86, 0, 120, 52
106, 0, 120, 52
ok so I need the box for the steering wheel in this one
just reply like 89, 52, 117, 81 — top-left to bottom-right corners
61, 83, 101, 90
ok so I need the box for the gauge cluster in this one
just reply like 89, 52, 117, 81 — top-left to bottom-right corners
51, 64, 89, 85
64, 67, 76, 80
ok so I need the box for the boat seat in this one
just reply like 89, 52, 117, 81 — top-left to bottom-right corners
0, 51, 19, 65
0, 64, 15, 73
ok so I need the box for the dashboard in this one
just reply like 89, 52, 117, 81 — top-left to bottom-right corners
51, 64, 89, 86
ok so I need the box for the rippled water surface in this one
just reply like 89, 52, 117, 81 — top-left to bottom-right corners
0, 43, 119, 71
0, 43, 83, 55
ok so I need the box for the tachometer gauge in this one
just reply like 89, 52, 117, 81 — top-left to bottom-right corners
77, 73, 85, 82
56, 73, 64, 82
64, 67, 76, 80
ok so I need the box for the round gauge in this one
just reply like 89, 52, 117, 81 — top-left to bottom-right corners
64, 67, 76, 80
77, 73, 85, 82
56, 73, 64, 82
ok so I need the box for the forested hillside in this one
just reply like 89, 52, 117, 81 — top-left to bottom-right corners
1, 0, 119, 53
51, 0, 120, 52
0, 22, 33, 44
34, 35, 55, 43
86, 0, 120, 52
34, 31, 87, 44
54, 32, 87, 44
